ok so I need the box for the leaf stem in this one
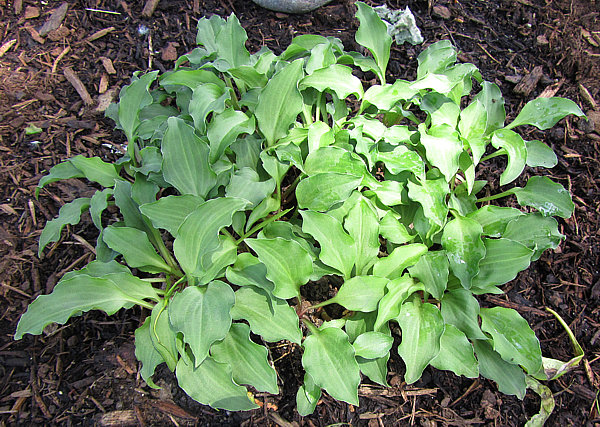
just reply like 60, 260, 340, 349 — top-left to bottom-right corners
224, 75, 240, 110
302, 103, 313, 125
235, 208, 292, 244
476, 189, 515, 203
282, 173, 304, 201
301, 318, 319, 335
480, 148, 507, 162
165, 275, 187, 299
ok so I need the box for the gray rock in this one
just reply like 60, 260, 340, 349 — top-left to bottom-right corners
252, 0, 334, 14
374, 5, 424, 45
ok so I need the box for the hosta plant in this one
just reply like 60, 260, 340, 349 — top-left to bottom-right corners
16, 2, 584, 417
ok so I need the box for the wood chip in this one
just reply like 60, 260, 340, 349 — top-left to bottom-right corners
24, 25, 45, 44
24, 6, 40, 19
99, 56, 116, 74
95, 87, 118, 113
582, 28, 599, 47
99, 73, 109, 94
52, 45, 70, 73
47, 25, 71, 41
142, 0, 161, 18
39, 2, 69, 36
87, 27, 115, 42
14, 0, 23, 15
433, 5, 452, 20
63, 67, 94, 105
579, 83, 598, 110
161, 42, 179, 61
98, 410, 137, 426
539, 78, 564, 98
513, 65, 543, 97
0, 204, 18, 215
154, 400, 196, 420
0, 39, 16, 58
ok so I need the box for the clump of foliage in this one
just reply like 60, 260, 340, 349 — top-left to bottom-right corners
16, 2, 584, 416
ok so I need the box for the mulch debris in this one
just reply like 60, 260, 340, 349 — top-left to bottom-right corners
1, 0, 599, 425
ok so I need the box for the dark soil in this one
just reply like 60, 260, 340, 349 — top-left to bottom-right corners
1, 0, 599, 425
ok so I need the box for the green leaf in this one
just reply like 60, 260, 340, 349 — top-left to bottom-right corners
300, 210, 355, 278
480, 307, 542, 374
421, 124, 463, 182
327, 276, 388, 312
37, 161, 84, 195
189, 83, 230, 133
373, 243, 428, 279
299, 64, 364, 99
506, 97, 584, 130
491, 129, 527, 186
307, 121, 334, 153
472, 238, 533, 290
246, 237, 313, 299
113, 180, 148, 231
196, 14, 225, 52
139, 195, 205, 237
376, 145, 425, 178
304, 147, 374, 187
215, 14, 251, 69
458, 99, 488, 164
416, 40, 456, 79
302, 326, 360, 405
174, 197, 248, 276
374, 276, 422, 331
441, 216, 485, 289
467, 205, 524, 237
15, 273, 151, 339
162, 117, 217, 198
526, 140, 558, 168
229, 65, 268, 88
231, 286, 301, 344
169, 282, 235, 367
472, 340, 527, 399
430, 324, 478, 378
69, 155, 120, 188
344, 197, 380, 275
194, 234, 238, 285
296, 173, 362, 212
355, 2, 392, 83
160, 69, 225, 89
255, 59, 304, 146
226, 253, 275, 293
118, 71, 159, 143
149, 303, 178, 371
353, 331, 393, 359
361, 80, 417, 111
396, 299, 444, 384
407, 178, 449, 227
225, 167, 275, 207
420, 92, 461, 127
380, 212, 415, 245
207, 109, 255, 163
38, 197, 91, 256
407, 251, 449, 299
211, 323, 278, 394
502, 213, 564, 260
176, 357, 258, 411
103, 226, 172, 273
296, 373, 321, 416
472, 81, 505, 134
511, 176, 574, 218
440, 288, 487, 340
134, 317, 163, 389
90, 188, 113, 230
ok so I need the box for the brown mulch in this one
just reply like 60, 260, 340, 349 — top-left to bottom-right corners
1, 0, 599, 425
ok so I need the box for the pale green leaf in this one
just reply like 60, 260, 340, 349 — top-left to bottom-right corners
296, 173, 362, 212
396, 299, 444, 384
162, 117, 216, 198
526, 140, 558, 168
189, 83, 230, 133
380, 212, 415, 245
472, 81, 505, 134
472, 238, 533, 289
511, 176, 574, 218
149, 303, 178, 371
211, 323, 278, 394
441, 216, 485, 289
421, 124, 463, 182
491, 129, 527, 186
353, 331, 393, 359
226, 253, 275, 293
169, 282, 235, 367
307, 121, 335, 153
407, 251, 449, 299
225, 167, 275, 207
300, 210, 355, 278
421, 92, 461, 127
374, 276, 422, 331
416, 40, 456, 79
502, 213, 564, 261
373, 243, 428, 280
296, 373, 321, 416
302, 326, 360, 405
176, 357, 258, 411
506, 97, 584, 130
472, 340, 527, 399
467, 205, 524, 237
458, 99, 488, 164
37, 161, 84, 194
407, 178, 449, 227
329, 276, 388, 312
134, 317, 163, 389
207, 109, 255, 163
440, 288, 487, 340
231, 286, 301, 344
90, 188, 113, 230
215, 14, 251, 70
69, 155, 120, 188
355, 1, 392, 83
299, 64, 363, 99
255, 59, 304, 146
139, 195, 205, 237
38, 197, 90, 256
480, 307, 542, 374
159, 68, 224, 89
376, 144, 425, 178
174, 197, 248, 275
430, 324, 478, 378
304, 147, 374, 187
345, 197, 380, 275
103, 226, 171, 273
118, 71, 159, 143
246, 237, 313, 299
